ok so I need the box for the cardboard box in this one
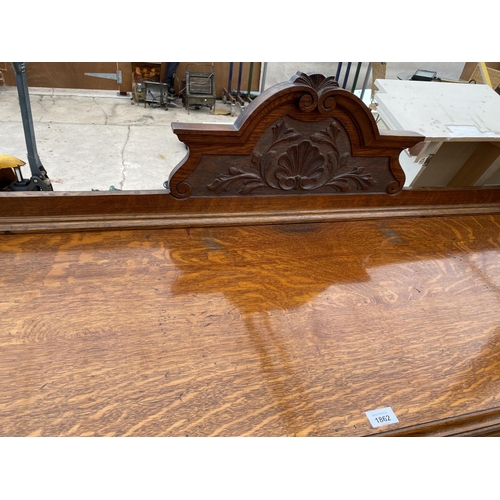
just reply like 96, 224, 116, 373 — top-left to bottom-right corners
460, 62, 500, 90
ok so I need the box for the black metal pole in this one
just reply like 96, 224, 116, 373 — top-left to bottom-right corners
11, 62, 52, 190
342, 62, 352, 89
335, 62, 343, 82
12, 62, 43, 177
237, 62, 243, 95
247, 62, 254, 99
228, 63, 233, 93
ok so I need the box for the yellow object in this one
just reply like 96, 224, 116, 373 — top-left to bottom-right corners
478, 62, 493, 88
0, 154, 26, 170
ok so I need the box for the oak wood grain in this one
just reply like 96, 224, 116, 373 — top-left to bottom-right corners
2, 214, 500, 436
2, 187, 500, 235
2, 72, 500, 437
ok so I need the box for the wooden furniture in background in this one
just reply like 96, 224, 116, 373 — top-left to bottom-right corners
2, 73, 500, 436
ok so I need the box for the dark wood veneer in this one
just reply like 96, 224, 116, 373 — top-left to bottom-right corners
169, 72, 422, 199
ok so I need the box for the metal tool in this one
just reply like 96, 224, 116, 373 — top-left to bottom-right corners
9, 63, 53, 191
223, 62, 257, 114
84, 70, 123, 85
144, 81, 170, 108
221, 87, 236, 116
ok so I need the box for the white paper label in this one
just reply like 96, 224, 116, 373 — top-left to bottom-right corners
365, 407, 399, 428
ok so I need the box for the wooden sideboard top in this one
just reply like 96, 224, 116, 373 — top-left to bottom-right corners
2, 73, 500, 436
2, 213, 500, 436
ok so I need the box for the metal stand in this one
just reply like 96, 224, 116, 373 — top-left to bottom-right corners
222, 62, 258, 115
10, 63, 53, 191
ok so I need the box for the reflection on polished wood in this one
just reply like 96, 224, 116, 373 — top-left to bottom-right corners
2, 214, 500, 436
2, 72, 500, 437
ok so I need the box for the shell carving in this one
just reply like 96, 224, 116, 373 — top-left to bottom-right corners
276, 142, 326, 190
207, 118, 375, 195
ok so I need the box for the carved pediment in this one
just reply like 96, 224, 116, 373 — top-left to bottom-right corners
168, 72, 423, 199
206, 117, 384, 196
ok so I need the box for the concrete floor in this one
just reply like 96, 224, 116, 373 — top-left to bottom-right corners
0, 62, 466, 192
0, 86, 237, 192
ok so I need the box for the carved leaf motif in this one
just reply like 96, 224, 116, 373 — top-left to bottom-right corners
207, 118, 376, 195
311, 121, 341, 146
292, 73, 339, 94
271, 119, 301, 144
240, 180, 268, 195
326, 151, 339, 175
325, 167, 375, 191
260, 150, 278, 188
207, 166, 265, 194
272, 120, 286, 142
340, 152, 349, 166
251, 151, 262, 166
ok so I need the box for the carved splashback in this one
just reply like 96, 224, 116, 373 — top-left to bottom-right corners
168, 72, 423, 199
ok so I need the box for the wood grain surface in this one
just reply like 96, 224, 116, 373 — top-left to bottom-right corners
2, 214, 500, 436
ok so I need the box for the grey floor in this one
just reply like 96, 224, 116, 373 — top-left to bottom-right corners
0, 86, 237, 192
0, 62, 466, 192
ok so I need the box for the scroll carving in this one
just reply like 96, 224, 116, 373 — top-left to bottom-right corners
291, 72, 340, 114
207, 118, 375, 195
